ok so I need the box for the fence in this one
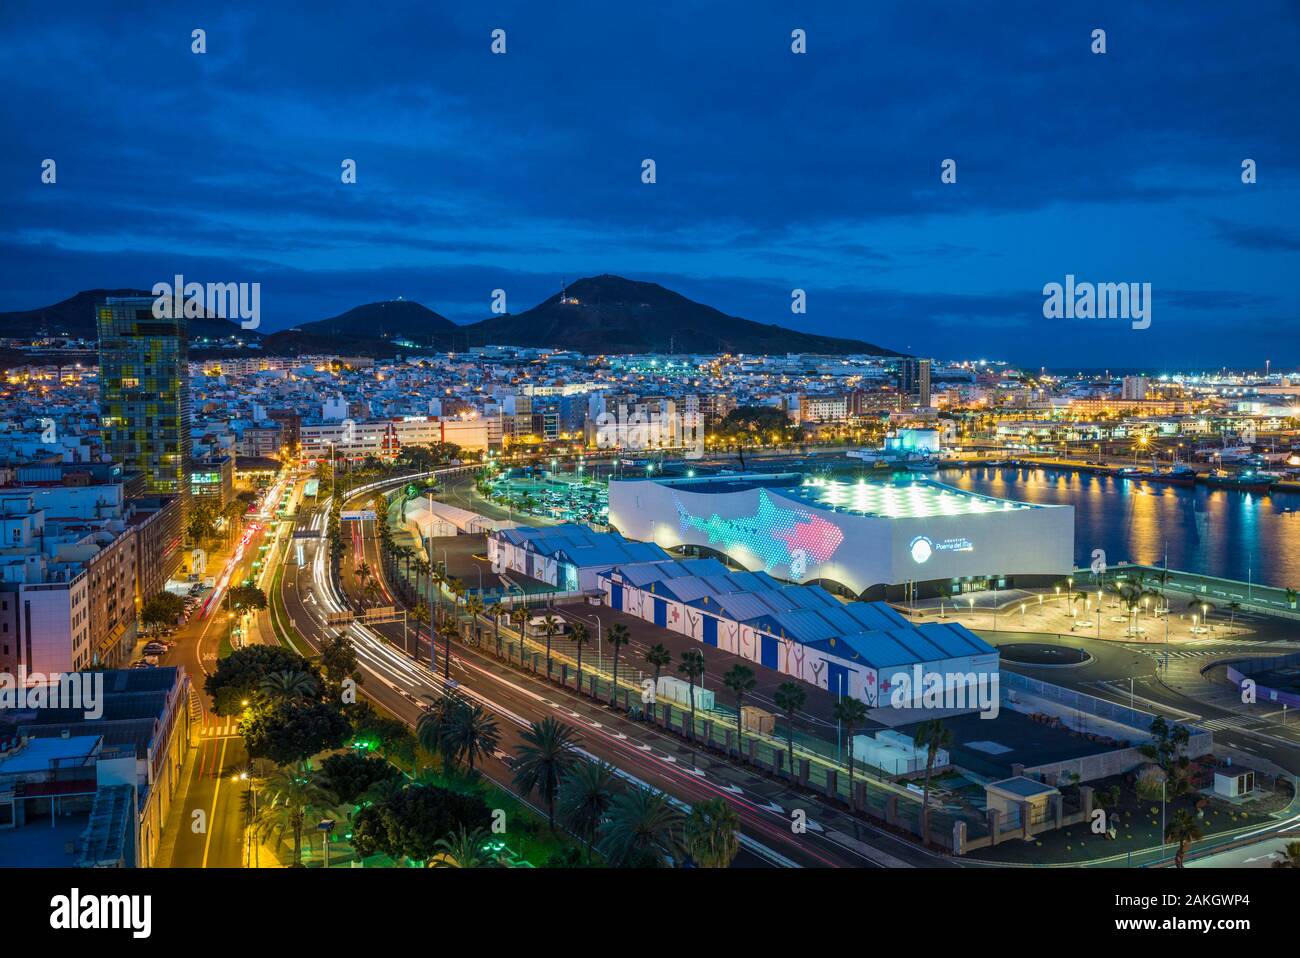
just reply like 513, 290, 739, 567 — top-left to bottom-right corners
1100, 564, 1300, 621
1224, 650, 1300, 710
1000, 671, 1213, 785
1003, 670, 1164, 733
469, 618, 971, 851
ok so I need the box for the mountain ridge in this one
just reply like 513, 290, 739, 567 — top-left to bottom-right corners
458, 275, 899, 356
1, 276, 902, 357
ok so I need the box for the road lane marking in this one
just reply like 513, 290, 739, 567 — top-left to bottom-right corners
200, 737, 229, 869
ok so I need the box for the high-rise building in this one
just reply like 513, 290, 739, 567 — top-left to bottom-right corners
898, 357, 931, 408
1121, 375, 1149, 401
97, 297, 192, 497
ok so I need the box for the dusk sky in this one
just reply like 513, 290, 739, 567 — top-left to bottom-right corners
2, 1, 1297, 368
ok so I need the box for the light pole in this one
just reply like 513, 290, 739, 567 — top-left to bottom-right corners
1160, 780, 1167, 865
573, 610, 604, 673
238, 771, 258, 867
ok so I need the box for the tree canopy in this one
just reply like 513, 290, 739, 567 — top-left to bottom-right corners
350, 784, 493, 863
241, 699, 352, 766
205, 645, 320, 715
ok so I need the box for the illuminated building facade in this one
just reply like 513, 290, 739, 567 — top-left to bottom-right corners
97, 297, 192, 497
609, 473, 1074, 601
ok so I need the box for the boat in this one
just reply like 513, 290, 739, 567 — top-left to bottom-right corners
1141, 466, 1197, 488
905, 459, 939, 473
1201, 470, 1273, 494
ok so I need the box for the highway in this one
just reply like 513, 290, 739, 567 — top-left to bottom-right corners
160, 471, 298, 868
279, 469, 946, 868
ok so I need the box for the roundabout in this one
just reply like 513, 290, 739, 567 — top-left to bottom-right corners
996, 642, 1093, 667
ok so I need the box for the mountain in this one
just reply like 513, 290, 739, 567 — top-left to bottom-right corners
3, 278, 902, 357
461, 275, 900, 355
0, 289, 265, 342
260, 300, 459, 356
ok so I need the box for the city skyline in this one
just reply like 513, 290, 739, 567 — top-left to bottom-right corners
2, 1, 1297, 366
4, 2, 1300, 918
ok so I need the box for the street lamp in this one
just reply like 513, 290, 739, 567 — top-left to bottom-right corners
238, 770, 260, 867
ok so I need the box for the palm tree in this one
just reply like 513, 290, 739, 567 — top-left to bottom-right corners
509, 606, 530, 661
1226, 600, 1241, 631
446, 703, 500, 775
723, 664, 756, 752
258, 669, 319, 703
913, 717, 953, 843
355, 560, 373, 592
597, 787, 684, 867
430, 826, 497, 868
832, 696, 868, 802
464, 593, 486, 645
683, 798, 741, 868
416, 694, 459, 770
607, 623, 631, 706
412, 555, 430, 597
677, 649, 706, 739
1271, 841, 1300, 868
429, 563, 447, 625
438, 618, 457, 681
541, 613, 560, 678
393, 545, 414, 596
773, 681, 807, 774
1166, 809, 1203, 868
558, 760, 620, 862
570, 622, 590, 691
512, 717, 580, 829
644, 643, 672, 691
410, 600, 430, 662
447, 577, 466, 612
249, 762, 340, 867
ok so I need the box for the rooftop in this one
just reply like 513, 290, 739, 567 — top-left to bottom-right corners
603, 559, 998, 671
0, 734, 100, 774
987, 776, 1061, 799
787, 477, 1042, 519
496, 524, 670, 568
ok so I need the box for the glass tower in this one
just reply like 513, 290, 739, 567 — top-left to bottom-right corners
898, 357, 931, 408
97, 297, 192, 496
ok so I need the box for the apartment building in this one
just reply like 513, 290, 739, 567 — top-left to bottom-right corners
299, 416, 489, 459
0, 496, 92, 677
0, 666, 194, 867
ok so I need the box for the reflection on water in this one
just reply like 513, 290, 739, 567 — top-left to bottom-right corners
940, 467, 1300, 589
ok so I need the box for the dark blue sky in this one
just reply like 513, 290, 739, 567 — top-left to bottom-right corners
2, 1, 1297, 367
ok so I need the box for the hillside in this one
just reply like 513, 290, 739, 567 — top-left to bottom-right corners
0, 289, 264, 342
3, 278, 903, 357
260, 300, 460, 356
461, 275, 900, 355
